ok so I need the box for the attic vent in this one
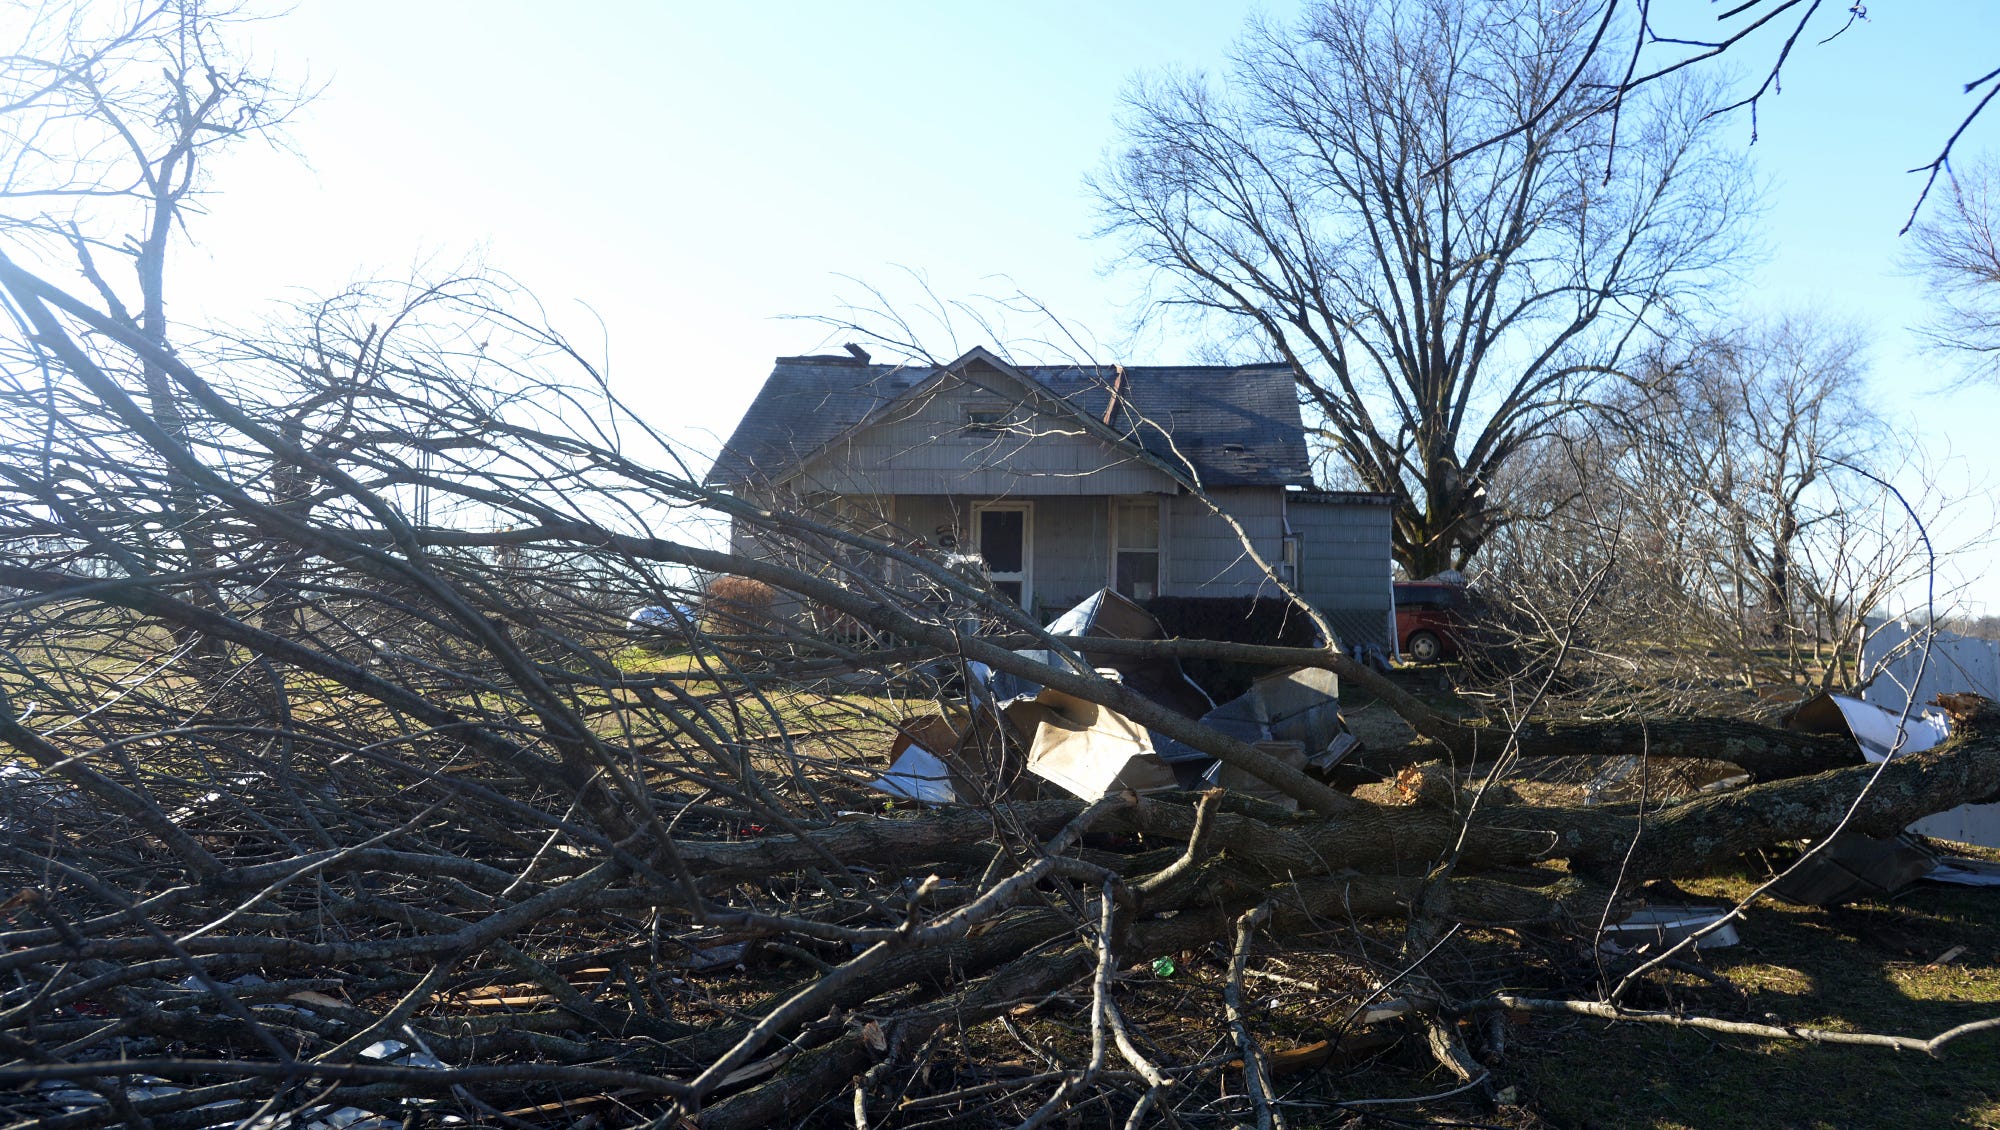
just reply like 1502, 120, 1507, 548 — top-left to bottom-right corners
1219, 443, 1248, 454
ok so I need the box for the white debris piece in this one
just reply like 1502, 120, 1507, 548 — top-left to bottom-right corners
868, 743, 957, 804
1599, 905, 1740, 953
1928, 857, 2000, 887
1822, 695, 1951, 762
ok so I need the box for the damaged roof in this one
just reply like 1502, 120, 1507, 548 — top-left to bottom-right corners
707, 347, 1314, 489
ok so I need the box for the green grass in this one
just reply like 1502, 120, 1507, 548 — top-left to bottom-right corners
611, 645, 700, 674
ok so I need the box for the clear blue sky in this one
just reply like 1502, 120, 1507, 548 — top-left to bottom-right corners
151, 1, 2000, 609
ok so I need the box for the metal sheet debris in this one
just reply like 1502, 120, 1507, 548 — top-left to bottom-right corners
1927, 857, 2000, 887
1853, 622, 2000, 848
867, 710, 1017, 804
1202, 740, 1309, 810
0, 762, 79, 830
1767, 831, 1939, 907
1773, 693, 1974, 904
870, 743, 958, 804
1024, 688, 1180, 799
1600, 905, 1740, 952
981, 589, 1213, 716
360, 1038, 450, 1071
1797, 694, 1952, 762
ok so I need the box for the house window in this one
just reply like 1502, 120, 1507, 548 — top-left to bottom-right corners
1113, 497, 1159, 602
963, 407, 1006, 435
1281, 534, 1300, 587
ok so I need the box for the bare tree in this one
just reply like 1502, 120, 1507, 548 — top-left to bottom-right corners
1910, 155, 2000, 383
0, 7, 1992, 1122
1476, 314, 1943, 716
1, 0, 308, 674
1092, 0, 1752, 579
1461, 3, 1996, 225
0, 0, 309, 417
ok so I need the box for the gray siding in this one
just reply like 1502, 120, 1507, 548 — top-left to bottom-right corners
1163, 488, 1288, 598
1031, 496, 1111, 614
899, 490, 1306, 610
894, 494, 1112, 619
893, 495, 961, 552
790, 373, 1179, 497
1291, 497, 1394, 649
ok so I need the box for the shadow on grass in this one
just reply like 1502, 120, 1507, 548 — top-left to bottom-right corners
1514, 871, 2000, 1130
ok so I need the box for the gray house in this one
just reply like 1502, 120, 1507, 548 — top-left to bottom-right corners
708, 346, 1394, 648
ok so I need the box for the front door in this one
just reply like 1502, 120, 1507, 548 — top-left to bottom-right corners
973, 502, 1033, 610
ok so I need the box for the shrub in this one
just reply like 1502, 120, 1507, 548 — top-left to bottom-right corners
699, 575, 779, 636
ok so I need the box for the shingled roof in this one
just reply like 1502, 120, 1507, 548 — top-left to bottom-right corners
707, 347, 1314, 490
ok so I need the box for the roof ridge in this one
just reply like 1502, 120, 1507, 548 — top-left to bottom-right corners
1014, 361, 1293, 373
773, 353, 874, 365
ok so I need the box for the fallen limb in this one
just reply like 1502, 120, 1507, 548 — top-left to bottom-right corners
1351, 717, 1859, 782
1225, 903, 1281, 1130
1481, 996, 2000, 1056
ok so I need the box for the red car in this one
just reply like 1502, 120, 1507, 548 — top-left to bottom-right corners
1393, 581, 1467, 663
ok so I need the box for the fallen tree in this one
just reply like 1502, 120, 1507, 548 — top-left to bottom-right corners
0, 260, 1996, 1128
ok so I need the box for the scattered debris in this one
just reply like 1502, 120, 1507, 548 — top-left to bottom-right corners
360, 1039, 450, 1071
1773, 693, 1979, 905
0, 761, 79, 828
1202, 740, 1311, 810
869, 741, 959, 804
1018, 669, 1356, 804
868, 710, 1010, 804
900, 590, 1360, 805
35, 1076, 183, 1110
1199, 664, 1353, 770
983, 589, 1214, 716
1859, 620, 2000, 847
628, 603, 697, 642
1787, 693, 1951, 762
